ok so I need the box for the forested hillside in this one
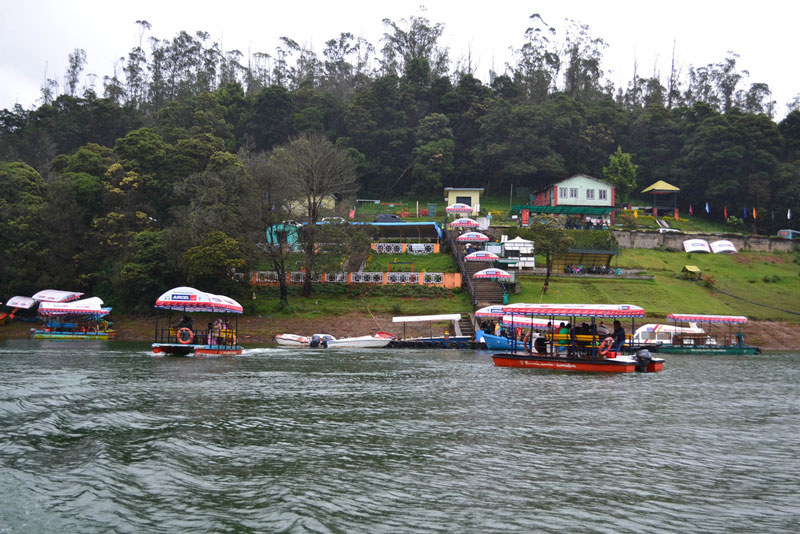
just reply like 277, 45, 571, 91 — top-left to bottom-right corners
1, 13, 799, 310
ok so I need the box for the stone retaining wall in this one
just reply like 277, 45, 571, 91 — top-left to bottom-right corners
611, 231, 796, 253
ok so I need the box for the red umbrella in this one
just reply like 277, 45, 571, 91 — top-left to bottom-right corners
464, 251, 499, 262
445, 203, 473, 214
473, 268, 511, 280
456, 231, 489, 242
449, 217, 480, 228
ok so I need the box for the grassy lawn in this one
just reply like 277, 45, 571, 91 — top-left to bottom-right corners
514, 248, 800, 322
248, 284, 471, 319
366, 252, 457, 272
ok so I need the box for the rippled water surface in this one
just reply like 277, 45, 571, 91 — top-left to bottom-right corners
1, 340, 799, 533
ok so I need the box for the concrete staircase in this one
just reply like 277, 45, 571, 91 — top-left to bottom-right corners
464, 260, 505, 306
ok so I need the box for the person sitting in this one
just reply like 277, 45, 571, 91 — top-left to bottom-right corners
597, 321, 610, 336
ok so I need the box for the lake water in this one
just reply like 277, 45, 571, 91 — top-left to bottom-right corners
1, 340, 798, 533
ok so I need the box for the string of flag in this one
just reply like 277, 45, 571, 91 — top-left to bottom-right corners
687, 203, 794, 221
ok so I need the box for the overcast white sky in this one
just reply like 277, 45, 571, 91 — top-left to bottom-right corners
2, 0, 798, 118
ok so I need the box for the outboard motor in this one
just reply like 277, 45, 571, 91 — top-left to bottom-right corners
310, 334, 320, 348
635, 349, 652, 372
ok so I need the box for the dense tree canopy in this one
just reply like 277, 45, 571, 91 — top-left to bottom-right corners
0, 11, 798, 307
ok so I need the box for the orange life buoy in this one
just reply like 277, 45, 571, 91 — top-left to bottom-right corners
177, 327, 194, 344
599, 336, 614, 357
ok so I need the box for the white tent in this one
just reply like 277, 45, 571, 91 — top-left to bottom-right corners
503, 236, 534, 253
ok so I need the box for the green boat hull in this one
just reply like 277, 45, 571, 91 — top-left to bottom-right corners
657, 344, 760, 355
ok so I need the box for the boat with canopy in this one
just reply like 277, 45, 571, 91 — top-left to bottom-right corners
33, 296, 115, 340
656, 314, 761, 355
152, 286, 244, 356
491, 303, 663, 373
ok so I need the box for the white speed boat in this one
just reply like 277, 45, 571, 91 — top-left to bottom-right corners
323, 332, 395, 349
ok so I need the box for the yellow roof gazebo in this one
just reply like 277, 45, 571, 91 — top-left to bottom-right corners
642, 180, 680, 217
682, 265, 701, 279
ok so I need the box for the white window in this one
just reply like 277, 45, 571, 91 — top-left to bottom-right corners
586, 189, 595, 200
599, 189, 607, 200
570, 188, 578, 198
559, 187, 568, 197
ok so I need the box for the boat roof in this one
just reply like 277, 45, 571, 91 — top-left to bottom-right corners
154, 286, 243, 314
5, 296, 36, 309
31, 289, 84, 302
475, 305, 505, 318
667, 313, 747, 324
501, 316, 552, 328
39, 297, 109, 317
392, 313, 461, 323
502, 303, 646, 318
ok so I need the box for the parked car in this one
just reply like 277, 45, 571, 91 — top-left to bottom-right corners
374, 214, 402, 222
658, 228, 681, 233
321, 217, 346, 224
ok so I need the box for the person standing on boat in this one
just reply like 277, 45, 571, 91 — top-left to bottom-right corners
558, 322, 570, 352
612, 320, 626, 354
736, 331, 744, 347
177, 315, 194, 331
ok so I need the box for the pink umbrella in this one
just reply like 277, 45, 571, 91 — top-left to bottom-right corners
464, 251, 499, 262
456, 231, 489, 242
473, 268, 511, 280
449, 217, 480, 228
445, 203, 473, 214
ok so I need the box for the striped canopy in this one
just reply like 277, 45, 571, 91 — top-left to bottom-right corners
31, 289, 84, 303
456, 231, 489, 242
473, 268, 511, 280
502, 303, 646, 318
449, 217, 480, 228
501, 315, 553, 329
155, 286, 243, 314
475, 305, 505, 318
39, 297, 109, 317
667, 313, 747, 324
445, 203, 473, 213
464, 251, 499, 262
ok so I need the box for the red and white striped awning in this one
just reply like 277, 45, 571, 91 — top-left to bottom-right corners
464, 251, 499, 262
155, 286, 243, 313
39, 297, 107, 316
456, 232, 489, 242
502, 303, 646, 318
449, 217, 480, 228
445, 203, 473, 213
473, 268, 511, 280
667, 313, 747, 323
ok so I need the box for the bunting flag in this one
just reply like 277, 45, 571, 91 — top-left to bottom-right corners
724, 206, 728, 219
705, 202, 710, 214
753, 207, 757, 220
789, 208, 793, 220
689, 204, 693, 215
743, 206, 747, 219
